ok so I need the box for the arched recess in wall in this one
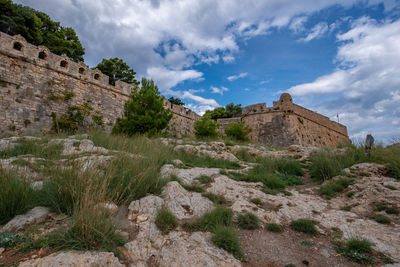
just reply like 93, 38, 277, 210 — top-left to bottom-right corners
94, 73, 100, 80
38, 51, 47, 60
79, 67, 85, 74
13, 42, 23, 51
60, 60, 68, 68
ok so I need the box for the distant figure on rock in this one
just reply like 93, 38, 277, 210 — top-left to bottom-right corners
365, 134, 374, 150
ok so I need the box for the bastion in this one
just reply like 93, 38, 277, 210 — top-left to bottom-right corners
218, 93, 349, 147
0, 32, 199, 137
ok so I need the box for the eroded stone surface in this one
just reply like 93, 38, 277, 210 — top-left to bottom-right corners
49, 139, 109, 155
1, 207, 51, 233
18, 251, 123, 267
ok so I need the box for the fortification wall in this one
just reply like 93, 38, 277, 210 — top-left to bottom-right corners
164, 100, 201, 137
218, 93, 349, 147
0, 32, 199, 136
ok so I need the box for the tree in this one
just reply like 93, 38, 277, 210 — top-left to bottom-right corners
0, 0, 85, 62
194, 117, 219, 138
225, 122, 252, 141
112, 78, 172, 136
203, 103, 242, 120
168, 97, 184, 106
95, 58, 139, 86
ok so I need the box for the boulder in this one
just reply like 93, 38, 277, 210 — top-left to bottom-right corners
1, 207, 50, 233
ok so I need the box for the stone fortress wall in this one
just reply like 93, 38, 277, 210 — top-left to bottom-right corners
218, 93, 349, 147
0, 32, 199, 136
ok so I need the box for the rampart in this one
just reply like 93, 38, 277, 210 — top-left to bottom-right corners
218, 93, 349, 147
0, 32, 199, 136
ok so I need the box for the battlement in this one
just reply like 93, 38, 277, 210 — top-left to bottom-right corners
163, 99, 201, 120
0, 32, 133, 96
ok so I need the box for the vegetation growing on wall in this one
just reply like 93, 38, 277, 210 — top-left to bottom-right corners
94, 57, 139, 86
204, 103, 242, 120
168, 96, 185, 106
225, 121, 252, 141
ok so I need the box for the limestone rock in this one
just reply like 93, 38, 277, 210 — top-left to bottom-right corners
18, 251, 123, 267
174, 144, 239, 162
160, 164, 220, 184
161, 182, 214, 220
127, 195, 164, 223
49, 139, 108, 155
1, 207, 50, 233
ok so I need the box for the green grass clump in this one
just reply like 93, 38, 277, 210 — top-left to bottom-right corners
275, 158, 304, 176
202, 192, 227, 205
0, 168, 38, 224
183, 207, 233, 232
237, 212, 259, 230
335, 238, 373, 265
266, 223, 282, 233
346, 191, 355, 197
250, 198, 262, 206
155, 208, 178, 234
318, 178, 354, 199
197, 175, 212, 184
211, 225, 244, 261
290, 219, 318, 235
301, 240, 313, 247
371, 214, 391, 224
0, 138, 62, 160
375, 203, 399, 215
234, 149, 257, 163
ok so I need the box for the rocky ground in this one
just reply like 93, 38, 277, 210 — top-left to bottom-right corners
0, 135, 399, 267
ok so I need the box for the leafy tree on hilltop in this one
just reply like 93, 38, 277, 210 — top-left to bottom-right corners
168, 97, 184, 106
95, 58, 139, 86
204, 103, 242, 120
112, 78, 172, 136
0, 0, 85, 62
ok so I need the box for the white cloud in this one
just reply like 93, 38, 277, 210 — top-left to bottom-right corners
16, 0, 390, 93
211, 86, 229, 95
289, 16, 308, 33
227, 72, 248, 81
147, 67, 203, 90
299, 22, 329, 42
289, 17, 400, 142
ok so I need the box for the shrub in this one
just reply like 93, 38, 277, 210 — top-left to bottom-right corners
318, 178, 354, 199
266, 223, 282, 233
211, 226, 243, 260
290, 219, 317, 235
234, 149, 257, 162
237, 212, 259, 230
194, 117, 219, 138
336, 238, 373, 264
112, 78, 172, 136
155, 208, 178, 234
371, 214, 391, 224
346, 191, 355, 197
224, 122, 252, 141
375, 203, 399, 215
275, 158, 304, 176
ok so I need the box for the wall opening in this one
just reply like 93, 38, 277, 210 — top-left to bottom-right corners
13, 42, 23, 51
38, 51, 47, 60
79, 67, 85, 74
94, 73, 100, 80
60, 60, 68, 68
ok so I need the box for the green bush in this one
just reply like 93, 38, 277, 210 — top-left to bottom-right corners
112, 78, 172, 136
250, 198, 262, 206
335, 238, 373, 264
155, 208, 178, 234
266, 223, 282, 233
194, 117, 219, 138
237, 212, 259, 230
290, 219, 317, 235
318, 178, 354, 199
371, 214, 391, 224
224, 122, 252, 141
275, 158, 304, 176
211, 226, 243, 260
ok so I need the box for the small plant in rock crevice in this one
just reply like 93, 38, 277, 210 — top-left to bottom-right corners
266, 223, 282, 233
155, 208, 178, 234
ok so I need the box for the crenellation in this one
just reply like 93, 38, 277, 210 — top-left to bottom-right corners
0, 32, 199, 137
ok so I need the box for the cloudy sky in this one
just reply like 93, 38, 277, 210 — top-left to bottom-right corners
16, 0, 400, 142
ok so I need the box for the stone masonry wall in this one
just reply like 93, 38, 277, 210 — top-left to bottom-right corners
218, 93, 349, 147
0, 32, 199, 136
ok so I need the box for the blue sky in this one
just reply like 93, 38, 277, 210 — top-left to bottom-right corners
16, 0, 400, 142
